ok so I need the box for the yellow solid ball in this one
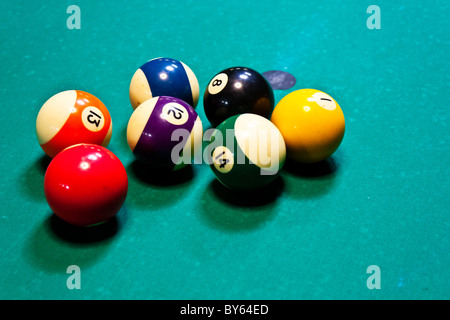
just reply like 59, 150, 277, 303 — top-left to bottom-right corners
271, 89, 345, 163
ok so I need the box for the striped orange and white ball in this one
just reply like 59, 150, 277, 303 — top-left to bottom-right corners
36, 90, 113, 158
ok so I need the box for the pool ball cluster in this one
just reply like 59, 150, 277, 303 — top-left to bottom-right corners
36, 89, 127, 227
202, 66, 345, 189
36, 57, 345, 227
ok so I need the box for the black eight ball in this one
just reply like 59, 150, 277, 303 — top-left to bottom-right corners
203, 67, 275, 127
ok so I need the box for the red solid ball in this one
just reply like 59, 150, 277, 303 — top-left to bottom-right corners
44, 143, 128, 227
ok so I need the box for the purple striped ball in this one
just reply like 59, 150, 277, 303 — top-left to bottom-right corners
127, 96, 203, 170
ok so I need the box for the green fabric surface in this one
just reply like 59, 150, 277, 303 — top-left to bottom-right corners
0, 0, 448, 299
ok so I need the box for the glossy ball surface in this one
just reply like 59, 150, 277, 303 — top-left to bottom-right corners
36, 90, 113, 158
203, 67, 275, 127
271, 89, 345, 163
44, 144, 128, 227
209, 113, 286, 190
127, 96, 203, 170
129, 57, 199, 109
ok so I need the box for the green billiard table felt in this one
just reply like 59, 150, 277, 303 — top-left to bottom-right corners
0, 0, 448, 299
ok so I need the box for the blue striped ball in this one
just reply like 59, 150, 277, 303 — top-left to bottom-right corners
129, 57, 199, 110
